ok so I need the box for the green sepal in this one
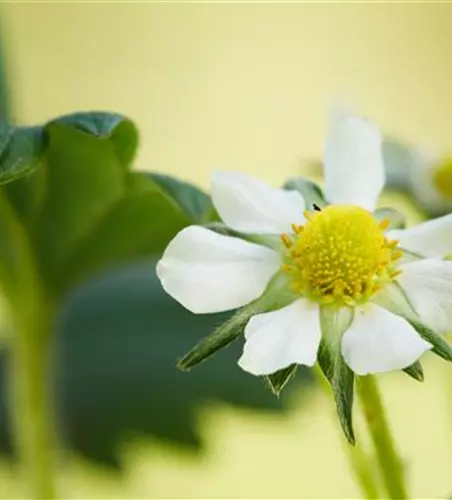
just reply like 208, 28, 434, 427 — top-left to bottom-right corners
410, 320, 452, 362
317, 340, 355, 444
283, 178, 327, 209
178, 273, 296, 371
177, 307, 255, 371
318, 306, 355, 444
373, 207, 407, 230
265, 364, 298, 397
402, 361, 424, 382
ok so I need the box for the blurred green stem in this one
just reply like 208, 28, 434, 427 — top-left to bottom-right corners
9, 298, 56, 499
356, 375, 408, 500
314, 366, 379, 499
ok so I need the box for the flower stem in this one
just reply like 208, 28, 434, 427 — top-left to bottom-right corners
314, 366, 379, 499
356, 375, 408, 500
9, 300, 56, 499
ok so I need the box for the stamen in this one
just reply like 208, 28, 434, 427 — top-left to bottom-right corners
387, 239, 399, 249
391, 250, 403, 261
303, 210, 314, 221
280, 205, 404, 307
280, 234, 292, 248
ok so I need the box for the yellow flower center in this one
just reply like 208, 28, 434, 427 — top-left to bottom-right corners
280, 205, 402, 307
432, 158, 452, 198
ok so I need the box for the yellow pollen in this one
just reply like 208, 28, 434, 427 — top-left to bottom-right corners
379, 218, 390, 230
281, 205, 402, 307
432, 157, 452, 199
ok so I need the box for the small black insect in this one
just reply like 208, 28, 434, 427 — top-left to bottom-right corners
313, 203, 322, 212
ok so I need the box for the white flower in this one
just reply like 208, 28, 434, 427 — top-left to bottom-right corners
157, 113, 452, 377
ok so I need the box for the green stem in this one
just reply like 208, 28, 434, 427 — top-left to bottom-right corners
356, 375, 408, 500
314, 366, 379, 499
9, 300, 56, 499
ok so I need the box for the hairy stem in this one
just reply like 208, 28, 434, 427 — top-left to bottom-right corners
356, 375, 408, 500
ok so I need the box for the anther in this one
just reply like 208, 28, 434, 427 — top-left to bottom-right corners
387, 239, 399, 249
391, 250, 403, 261
379, 218, 390, 230
303, 210, 314, 221
281, 234, 292, 248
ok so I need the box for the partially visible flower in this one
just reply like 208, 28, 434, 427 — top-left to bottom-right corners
383, 138, 452, 216
157, 113, 452, 381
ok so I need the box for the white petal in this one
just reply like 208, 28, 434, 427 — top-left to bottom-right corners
397, 259, 452, 333
341, 303, 431, 375
324, 113, 385, 211
387, 214, 452, 258
156, 226, 280, 314
211, 171, 305, 234
238, 299, 321, 375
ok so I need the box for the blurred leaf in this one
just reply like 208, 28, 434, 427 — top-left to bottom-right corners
0, 123, 44, 185
61, 172, 190, 289
2, 157, 46, 228
0, 261, 307, 467
402, 361, 424, 382
265, 365, 298, 396
283, 178, 327, 209
0, 190, 36, 305
50, 112, 138, 169
35, 123, 127, 282
146, 173, 214, 223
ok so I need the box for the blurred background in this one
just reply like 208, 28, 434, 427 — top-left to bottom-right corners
1, 2, 452, 498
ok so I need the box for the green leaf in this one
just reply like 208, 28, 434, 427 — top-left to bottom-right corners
283, 178, 327, 209
0, 123, 44, 184
146, 173, 214, 224
0, 260, 301, 467
373, 207, 407, 230
265, 364, 298, 396
402, 361, 424, 382
0, 190, 37, 306
50, 112, 139, 168
60, 172, 191, 290
319, 306, 355, 444
410, 320, 452, 362
35, 123, 127, 281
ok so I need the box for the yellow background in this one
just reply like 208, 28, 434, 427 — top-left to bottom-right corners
2, 2, 452, 498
